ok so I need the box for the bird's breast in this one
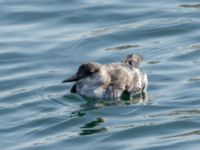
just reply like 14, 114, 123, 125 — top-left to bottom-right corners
76, 79, 107, 98
77, 84, 106, 98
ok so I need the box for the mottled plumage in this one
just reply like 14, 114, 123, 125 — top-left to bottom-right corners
63, 54, 148, 99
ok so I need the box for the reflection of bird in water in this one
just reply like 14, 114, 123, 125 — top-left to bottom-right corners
68, 92, 148, 136
63, 54, 148, 99
80, 92, 148, 110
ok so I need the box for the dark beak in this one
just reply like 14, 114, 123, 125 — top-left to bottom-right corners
62, 75, 79, 83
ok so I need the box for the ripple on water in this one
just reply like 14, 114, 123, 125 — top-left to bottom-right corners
1, 0, 200, 150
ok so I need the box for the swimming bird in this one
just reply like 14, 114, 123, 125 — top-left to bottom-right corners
62, 54, 148, 99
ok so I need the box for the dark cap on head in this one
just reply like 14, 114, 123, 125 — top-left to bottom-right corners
62, 62, 101, 83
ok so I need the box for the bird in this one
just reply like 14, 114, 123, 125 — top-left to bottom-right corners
62, 54, 148, 99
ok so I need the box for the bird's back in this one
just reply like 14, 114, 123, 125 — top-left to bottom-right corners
105, 63, 147, 95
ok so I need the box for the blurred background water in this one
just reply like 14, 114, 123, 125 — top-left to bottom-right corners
0, 0, 200, 149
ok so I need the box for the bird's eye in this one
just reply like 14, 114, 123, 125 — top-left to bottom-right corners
128, 60, 133, 65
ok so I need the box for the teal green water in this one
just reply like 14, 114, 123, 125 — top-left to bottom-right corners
1, 0, 200, 149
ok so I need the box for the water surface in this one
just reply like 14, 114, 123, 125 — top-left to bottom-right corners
1, 0, 200, 149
